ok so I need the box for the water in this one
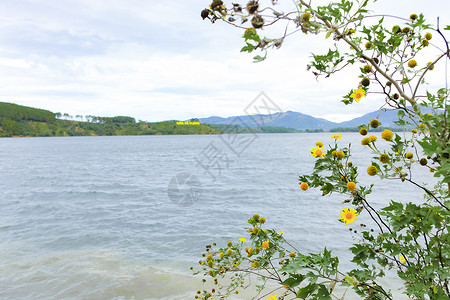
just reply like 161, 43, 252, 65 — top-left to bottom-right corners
0, 133, 432, 299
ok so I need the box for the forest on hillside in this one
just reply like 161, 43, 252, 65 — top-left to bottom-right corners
0, 102, 221, 137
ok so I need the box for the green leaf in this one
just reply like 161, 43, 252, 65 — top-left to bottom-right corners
297, 283, 318, 299
281, 274, 306, 288
240, 42, 254, 53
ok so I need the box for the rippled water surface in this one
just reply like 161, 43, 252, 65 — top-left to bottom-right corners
0, 133, 431, 299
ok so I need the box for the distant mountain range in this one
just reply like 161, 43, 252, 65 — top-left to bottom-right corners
197, 109, 407, 130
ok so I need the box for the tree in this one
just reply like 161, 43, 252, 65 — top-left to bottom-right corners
195, 1, 449, 299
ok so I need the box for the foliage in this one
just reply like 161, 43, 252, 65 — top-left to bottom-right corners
196, 1, 450, 299
0, 102, 56, 123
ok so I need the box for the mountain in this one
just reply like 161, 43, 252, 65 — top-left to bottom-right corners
338, 109, 400, 128
199, 111, 338, 130
198, 107, 434, 130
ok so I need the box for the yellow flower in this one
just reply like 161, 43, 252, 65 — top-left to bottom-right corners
262, 240, 269, 250
367, 165, 378, 176
336, 151, 345, 159
316, 141, 324, 147
369, 135, 377, 142
347, 181, 356, 191
279, 231, 284, 235
359, 128, 368, 136
239, 238, 246, 242
370, 119, 380, 128
410, 14, 418, 21
339, 207, 359, 225
361, 137, 371, 146
425, 32, 432, 40
363, 65, 372, 73
227, 241, 233, 247
381, 129, 393, 141
311, 146, 325, 158
300, 182, 309, 191
405, 152, 413, 159
408, 60, 417, 68
331, 133, 343, 139
411, 129, 418, 134
418, 124, 425, 129
379, 154, 390, 164
267, 295, 278, 300
289, 252, 296, 258
350, 87, 366, 102
220, 252, 224, 259
259, 217, 266, 224
226, 249, 233, 256
399, 255, 406, 264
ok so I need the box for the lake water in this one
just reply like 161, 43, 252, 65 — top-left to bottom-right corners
0, 133, 431, 299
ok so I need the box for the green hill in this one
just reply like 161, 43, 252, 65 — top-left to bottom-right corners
0, 102, 221, 137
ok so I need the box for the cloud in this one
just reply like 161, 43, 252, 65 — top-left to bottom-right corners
0, 0, 449, 123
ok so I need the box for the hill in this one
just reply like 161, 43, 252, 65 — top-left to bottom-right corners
0, 102, 221, 137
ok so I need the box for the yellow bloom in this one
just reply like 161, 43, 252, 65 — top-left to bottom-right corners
311, 146, 325, 158
226, 249, 233, 256
350, 87, 366, 102
262, 240, 269, 250
359, 128, 368, 136
425, 32, 432, 40
399, 255, 406, 264
369, 135, 377, 142
259, 217, 266, 224
405, 152, 413, 159
411, 129, 418, 134
379, 154, 390, 164
289, 252, 296, 258
239, 238, 246, 242
367, 165, 378, 176
370, 119, 380, 128
227, 241, 233, 247
381, 129, 393, 141
336, 151, 345, 159
331, 133, 343, 139
408, 60, 417, 68
418, 124, 425, 129
300, 182, 309, 191
316, 141, 324, 147
220, 252, 224, 259
347, 181, 356, 191
339, 207, 359, 225
361, 137, 371, 146
279, 231, 284, 235
267, 295, 278, 300
363, 65, 372, 73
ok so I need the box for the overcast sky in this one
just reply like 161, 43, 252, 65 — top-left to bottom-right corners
0, 0, 449, 122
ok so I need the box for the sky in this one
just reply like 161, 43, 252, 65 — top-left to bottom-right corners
0, 0, 449, 123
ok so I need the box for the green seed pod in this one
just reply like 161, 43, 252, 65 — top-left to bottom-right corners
361, 78, 370, 87
251, 15, 264, 29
